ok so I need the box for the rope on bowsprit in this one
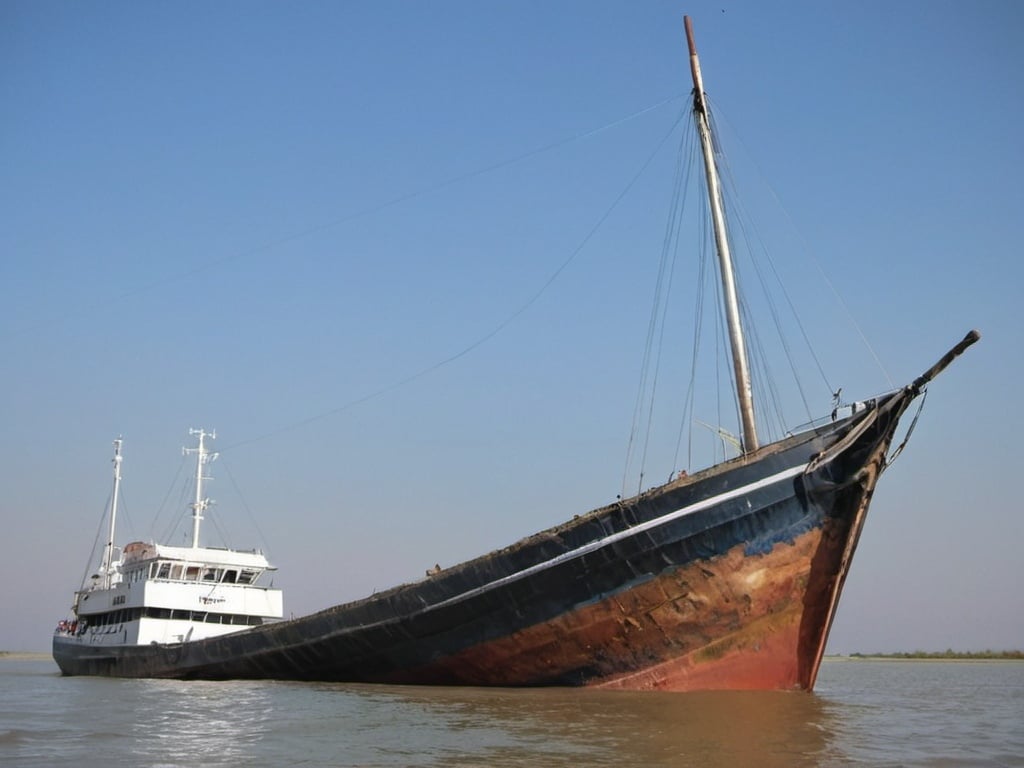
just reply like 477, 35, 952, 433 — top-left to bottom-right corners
886, 389, 927, 468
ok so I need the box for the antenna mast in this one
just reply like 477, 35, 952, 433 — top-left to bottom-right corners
99, 437, 123, 588
684, 16, 759, 452
184, 428, 218, 548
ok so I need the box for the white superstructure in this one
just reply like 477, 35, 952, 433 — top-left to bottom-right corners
56, 430, 283, 648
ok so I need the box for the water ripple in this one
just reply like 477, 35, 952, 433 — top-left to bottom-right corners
2, 658, 1021, 767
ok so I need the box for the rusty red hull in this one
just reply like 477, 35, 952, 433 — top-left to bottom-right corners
425, 527, 832, 691
54, 390, 910, 690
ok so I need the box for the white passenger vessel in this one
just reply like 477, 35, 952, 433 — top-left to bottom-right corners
53, 430, 282, 660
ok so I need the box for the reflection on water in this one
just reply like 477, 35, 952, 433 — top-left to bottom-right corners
2, 658, 1022, 767
128, 679, 275, 766
337, 685, 837, 767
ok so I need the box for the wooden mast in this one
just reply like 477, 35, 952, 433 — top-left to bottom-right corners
684, 16, 759, 452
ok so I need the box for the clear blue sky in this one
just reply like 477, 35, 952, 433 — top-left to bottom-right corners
2, 1, 1021, 654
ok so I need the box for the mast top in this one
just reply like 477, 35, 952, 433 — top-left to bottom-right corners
684, 17, 705, 107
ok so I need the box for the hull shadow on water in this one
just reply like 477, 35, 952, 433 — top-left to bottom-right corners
290, 682, 839, 767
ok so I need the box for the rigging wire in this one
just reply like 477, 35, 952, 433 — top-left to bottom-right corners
741, 291, 788, 440
673, 175, 711, 473
207, 503, 230, 549
631, 93, 840, 485
677, 173, 738, 472
159, 461, 199, 546
78, 494, 111, 591
704, 98, 892, 389
637, 172, 688, 488
72, 101, 695, 560
115, 444, 270, 554
714, 146, 823, 430
224, 108, 690, 454
622, 111, 694, 495
219, 456, 273, 558
151, 454, 188, 545
19, 94, 687, 338
708, 108, 817, 433
695, 180, 744, 468
886, 389, 928, 468
115, 490, 136, 545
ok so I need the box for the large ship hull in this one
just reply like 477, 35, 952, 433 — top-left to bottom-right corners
53, 388, 913, 691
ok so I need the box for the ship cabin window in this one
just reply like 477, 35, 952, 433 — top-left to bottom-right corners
156, 562, 171, 579
138, 607, 264, 626
202, 568, 219, 581
170, 564, 184, 580
184, 566, 201, 581
222, 570, 237, 584
236, 569, 259, 585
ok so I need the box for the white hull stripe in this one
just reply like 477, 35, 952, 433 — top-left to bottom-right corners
428, 462, 809, 613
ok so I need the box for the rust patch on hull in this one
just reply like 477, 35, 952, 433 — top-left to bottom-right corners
385, 522, 850, 691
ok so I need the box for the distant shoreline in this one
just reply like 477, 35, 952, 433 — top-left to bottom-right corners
827, 652, 1023, 662
0, 651, 52, 661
